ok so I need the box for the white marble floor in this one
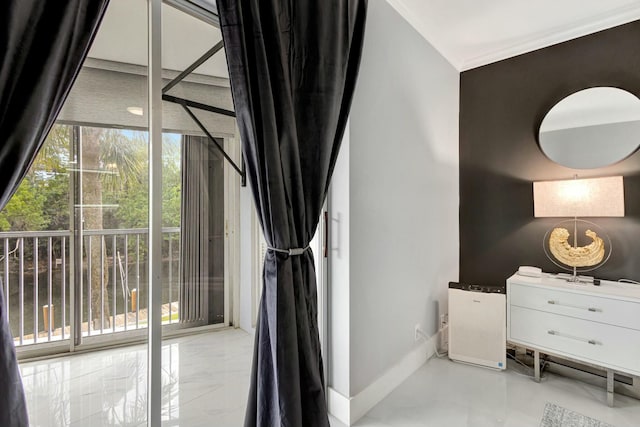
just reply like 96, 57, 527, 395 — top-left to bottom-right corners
20, 328, 253, 426
336, 357, 640, 427
20, 330, 640, 426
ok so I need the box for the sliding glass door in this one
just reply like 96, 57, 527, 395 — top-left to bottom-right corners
3, 0, 237, 356
12, 0, 244, 425
17, 0, 151, 422
159, 2, 241, 423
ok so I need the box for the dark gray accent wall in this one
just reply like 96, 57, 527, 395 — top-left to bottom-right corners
460, 20, 640, 287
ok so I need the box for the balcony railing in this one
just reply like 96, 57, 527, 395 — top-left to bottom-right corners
0, 227, 180, 347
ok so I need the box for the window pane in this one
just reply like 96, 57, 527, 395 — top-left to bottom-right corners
18, 0, 151, 425
1, 124, 72, 344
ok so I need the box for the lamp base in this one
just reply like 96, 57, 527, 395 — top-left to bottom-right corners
556, 272, 594, 284
543, 219, 612, 281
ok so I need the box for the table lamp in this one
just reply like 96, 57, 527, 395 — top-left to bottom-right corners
533, 176, 624, 281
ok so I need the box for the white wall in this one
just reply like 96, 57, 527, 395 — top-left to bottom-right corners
332, 0, 460, 397
328, 126, 351, 396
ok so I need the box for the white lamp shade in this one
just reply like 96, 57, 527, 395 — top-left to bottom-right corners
533, 176, 624, 218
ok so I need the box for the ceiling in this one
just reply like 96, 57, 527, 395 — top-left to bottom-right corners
386, 0, 640, 70
87, 0, 640, 76
88, 0, 228, 78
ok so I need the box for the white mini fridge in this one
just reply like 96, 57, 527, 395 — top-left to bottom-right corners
448, 282, 506, 370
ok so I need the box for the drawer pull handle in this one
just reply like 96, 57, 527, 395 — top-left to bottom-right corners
547, 330, 600, 345
546, 300, 601, 313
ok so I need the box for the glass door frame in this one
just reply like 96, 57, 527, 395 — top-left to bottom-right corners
11, 2, 236, 424
147, 1, 163, 423
12, 128, 239, 363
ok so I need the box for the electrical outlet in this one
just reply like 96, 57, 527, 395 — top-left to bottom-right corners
439, 314, 449, 351
439, 314, 448, 330
414, 323, 421, 341
440, 324, 449, 350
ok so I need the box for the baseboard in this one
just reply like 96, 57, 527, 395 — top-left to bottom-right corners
328, 333, 437, 425
327, 387, 351, 425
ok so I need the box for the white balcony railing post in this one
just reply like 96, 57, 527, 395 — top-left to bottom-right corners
0, 228, 178, 348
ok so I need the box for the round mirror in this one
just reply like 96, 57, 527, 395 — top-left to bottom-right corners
538, 87, 640, 169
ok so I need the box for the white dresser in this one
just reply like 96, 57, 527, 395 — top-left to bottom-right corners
507, 273, 640, 406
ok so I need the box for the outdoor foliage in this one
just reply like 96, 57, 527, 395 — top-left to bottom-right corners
0, 182, 48, 231
0, 125, 71, 231
109, 134, 182, 229
0, 125, 182, 232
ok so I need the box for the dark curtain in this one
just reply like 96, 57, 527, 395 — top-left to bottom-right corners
218, 1, 367, 426
0, 1, 109, 425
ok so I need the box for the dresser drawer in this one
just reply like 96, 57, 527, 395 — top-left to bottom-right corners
509, 305, 640, 375
509, 283, 640, 331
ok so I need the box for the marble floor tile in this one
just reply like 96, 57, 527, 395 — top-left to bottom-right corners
345, 357, 640, 427
21, 329, 253, 427
20, 331, 640, 426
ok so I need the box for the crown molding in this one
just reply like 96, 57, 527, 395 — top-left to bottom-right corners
384, 0, 640, 72
460, 3, 640, 70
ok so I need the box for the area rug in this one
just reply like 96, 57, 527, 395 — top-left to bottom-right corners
540, 403, 614, 427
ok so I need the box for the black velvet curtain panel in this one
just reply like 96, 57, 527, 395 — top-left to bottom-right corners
218, 1, 367, 426
0, 1, 109, 425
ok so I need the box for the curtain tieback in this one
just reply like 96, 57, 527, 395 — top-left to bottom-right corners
267, 245, 310, 256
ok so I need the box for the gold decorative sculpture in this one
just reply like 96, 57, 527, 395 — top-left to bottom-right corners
548, 227, 605, 267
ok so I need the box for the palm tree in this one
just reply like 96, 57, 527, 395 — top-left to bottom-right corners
81, 128, 144, 330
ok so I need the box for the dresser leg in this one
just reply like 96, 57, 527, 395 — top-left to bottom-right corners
607, 369, 614, 407
534, 350, 541, 383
